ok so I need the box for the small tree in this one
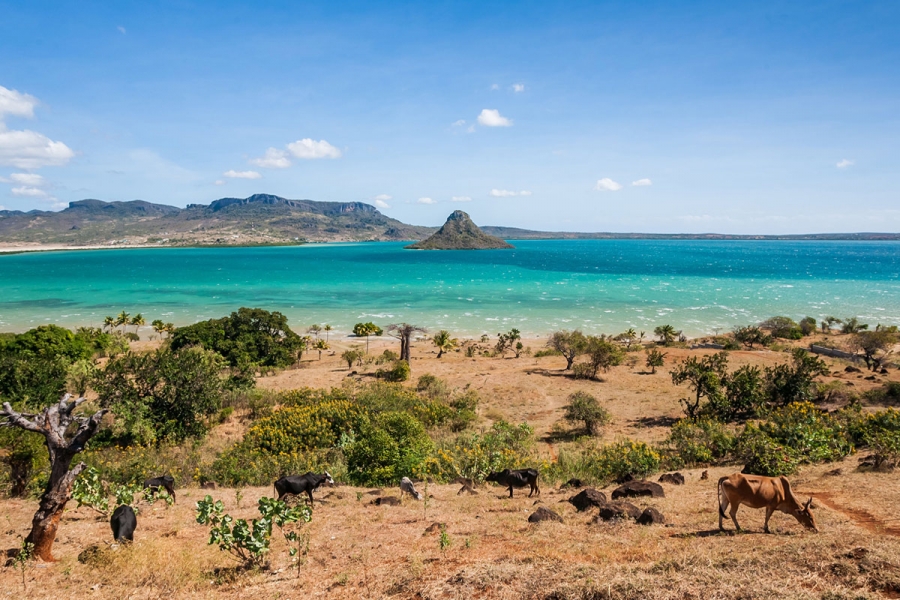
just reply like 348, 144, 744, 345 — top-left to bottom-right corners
353, 322, 382, 354
341, 348, 364, 370
1, 394, 107, 561
323, 324, 332, 342
645, 349, 666, 374
732, 326, 770, 349
307, 324, 322, 340
432, 330, 457, 358
822, 316, 842, 333
563, 391, 610, 435
850, 329, 897, 372
760, 316, 802, 339
670, 352, 729, 419
841, 317, 868, 334
130, 313, 145, 336
546, 330, 587, 370
388, 323, 426, 362
577, 335, 624, 380
495, 329, 522, 358
764, 348, 828, 407
799, 317, 817, 336
314, 339, 329, 360
654, 324, 677, 346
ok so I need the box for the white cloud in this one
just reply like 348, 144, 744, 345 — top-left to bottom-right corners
631, 178, 652, 187
223, 169, 261, 179
117, 26, 126, 34
594, 178, 623, 192
451, 196, 472, 202
836, 158, 854, 169
213, 180, 225, 186
417, 197, 437, 205
477, 109, 512, 127
490, 83, 500, 91
287, 138, 342, 159
512, 83, 525, 93
451, 119, 466, 127
1, 173, 45, 186
373, 194, 391, 209
250, 147, 291, 169
490, 189, 531, 197
0, 127, 75, 169
0, 86, 38, 119
466, 124, 476, 133
11, 185, 48, 198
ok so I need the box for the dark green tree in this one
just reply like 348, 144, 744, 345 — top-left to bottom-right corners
670, 352, 729, 419
764, 348, 828, 407
546, 330, 587, 370
563, 391, 610, 435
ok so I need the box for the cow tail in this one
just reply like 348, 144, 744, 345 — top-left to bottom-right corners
717, 476, 727, 518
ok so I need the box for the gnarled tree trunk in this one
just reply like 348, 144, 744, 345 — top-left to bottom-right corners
1, 394, 106, 562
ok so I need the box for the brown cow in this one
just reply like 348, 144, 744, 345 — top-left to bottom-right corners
718, 473, 818, 533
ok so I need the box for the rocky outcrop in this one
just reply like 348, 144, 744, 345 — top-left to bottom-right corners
406, 211, 513, 250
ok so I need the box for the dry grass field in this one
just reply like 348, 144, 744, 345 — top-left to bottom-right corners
2, 334, 899, 599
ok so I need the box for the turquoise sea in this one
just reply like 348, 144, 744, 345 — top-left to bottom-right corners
1, 240, 899, 337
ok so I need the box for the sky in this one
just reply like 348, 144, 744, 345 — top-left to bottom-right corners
0, 1, 898, 234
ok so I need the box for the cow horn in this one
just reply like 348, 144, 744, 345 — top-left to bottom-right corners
804, 497, 813, 510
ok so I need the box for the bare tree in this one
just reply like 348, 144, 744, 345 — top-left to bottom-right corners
1, 394, 107, 561
387, 323, 426, 362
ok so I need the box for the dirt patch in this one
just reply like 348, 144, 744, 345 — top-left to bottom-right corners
815, 492, 900, 537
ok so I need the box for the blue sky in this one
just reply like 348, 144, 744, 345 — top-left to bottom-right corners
1, 1, 898, 233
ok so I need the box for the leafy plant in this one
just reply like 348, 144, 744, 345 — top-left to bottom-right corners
196, 495, 312, 569
645, 349, 666, 374
663, 418, 735, 467
563, 391, 610, 435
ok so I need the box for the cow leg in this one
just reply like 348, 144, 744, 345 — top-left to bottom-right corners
763, 506, 774, 533
718, 498, 727, 531
306, 489, 314, 506
729, 503, 742, 532
508, 486, 514, 499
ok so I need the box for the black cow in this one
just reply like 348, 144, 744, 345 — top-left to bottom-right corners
143, 475, 176, 502
486, 468, 540, 498
110, 505, 137, 542
274, 472, 334, 505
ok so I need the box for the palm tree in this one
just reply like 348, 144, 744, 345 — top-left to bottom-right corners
432, 330, 456, 358
308, 324, 322, 340
654, 324, 677, 346
323, 324, 332, 342
130, 313, 145, 336
103, 315, 115, 332
315, 339, 329, 360
116, 311, 130, 334
165, 323, 176, 338
151, 319, 166, 339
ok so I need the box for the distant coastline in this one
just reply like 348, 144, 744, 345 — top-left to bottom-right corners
2, 232, 900, 255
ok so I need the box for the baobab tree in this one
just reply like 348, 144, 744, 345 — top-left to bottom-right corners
0, 394, 107, 561
387, 323, 426, 362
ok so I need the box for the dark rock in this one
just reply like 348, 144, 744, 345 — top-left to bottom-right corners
371, 496, 401, 506
637, 507, 666, 525
614, 473, 635, 484
825, 468, 843, 477
611, 480, 665, 500
423, 522, 446, 534
865, 375, 877, 381
845, 365, 862, 373
700, 470, 709, 480
560, 478, 584, 489
568, 488, 608, 511
880, 367, 889, 374
529, 506, 563, 523
658, 472, 685, 485
595, 501, 642, 522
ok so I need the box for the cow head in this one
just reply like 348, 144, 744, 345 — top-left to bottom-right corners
485, 471, 500, 483
794, 497, 818, 532
324, 471, 335, 486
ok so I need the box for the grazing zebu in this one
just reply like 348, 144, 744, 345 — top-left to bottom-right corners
399, 477, 422, 500
274, 472, 334, 506
718, 473, 818, 533
110, 505, 137, 542
486, 468, 540, 498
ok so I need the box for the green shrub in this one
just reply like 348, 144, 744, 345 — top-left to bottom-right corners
736, 424, 800, 476
171, 307, 304, 368
345, 411, 433, 486
758, 401, 853, 463
563, 391, 610, 435
760, 316, 803, 340
377, 360, 410, 382
533, 348, 563, 358
242, 401, 365, 455
434, 420, 534, 482
863, 381, 900, 406
868, 429, 900, 470
663, 418, 736, 468
590, 439, 660, 481
374, 349, 398, 365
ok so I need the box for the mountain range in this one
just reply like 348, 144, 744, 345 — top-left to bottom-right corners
1, 193, 898, 247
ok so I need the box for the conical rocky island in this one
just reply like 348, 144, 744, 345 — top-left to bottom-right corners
405, 210, 514, 250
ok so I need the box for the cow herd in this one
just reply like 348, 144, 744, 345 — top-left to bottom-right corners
106, 469, 819, 544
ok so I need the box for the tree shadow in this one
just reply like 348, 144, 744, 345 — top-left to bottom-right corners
631, 415, 679, 428
670, 529, 735, 539
524, 367, 569, 378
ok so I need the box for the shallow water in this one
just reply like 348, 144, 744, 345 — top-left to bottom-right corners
1, 240, 898, 336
